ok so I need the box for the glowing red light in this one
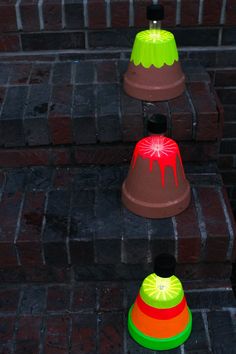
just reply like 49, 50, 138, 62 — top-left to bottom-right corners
132, 136, 184, 187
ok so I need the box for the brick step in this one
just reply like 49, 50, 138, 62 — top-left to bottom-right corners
0, 60, 222, 165
0, 283, 236, 353
0, 165, 235, 283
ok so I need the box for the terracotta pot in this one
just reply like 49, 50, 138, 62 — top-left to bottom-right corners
122, 136, 191, 218
124, 61, 185, 101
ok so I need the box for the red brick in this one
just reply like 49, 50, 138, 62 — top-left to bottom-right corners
180, 142, 219, 161
203, 0, 223, 25
0, 266, 70, 283
188, 82, 219, 141
71, 314, 97, 354
98, 313, 123, 354
0, 4, 17, 32
96, 61, 117, 82
43, 0, 62, 30
15, 340, 39, 354
75, 145, 133, 164
29, 63, 52, 84
215, 69, 236, 87
17, 242, 43, 266
49, 117, 73, 145
0, 316, 15, 341
45, 316, 69, 354
134, 0, 152, 27
218, 155, 234, 169
20, 0, 40, 31
0, 243, 18, 266
47, 286, 70, 311
0, 192, 22, 242
50, 148, 71, 165
0, 87, 6, 108
99, 285, 123, 311
176, 197, 201, 263
198, 187, 229, 262
16, 317, 42, 340
169, 93, 193, 140
8, 63, 32, 85
53, 168, 72, 189
49, 85, 73, 145
160, 0, 177, 27
88, 0, 106, 28
0, 149, 50, 167
181, 0, 200, 26
18, 192, 45, 241
0, 289, 20, 312
225, 0, 236, 25
111, 1, 129, 27
72, 284, 96, 311
0, 35, 20, 52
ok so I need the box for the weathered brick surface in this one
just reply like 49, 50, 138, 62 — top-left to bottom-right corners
88, 0, 106, 28
64, 0, 84, 29
20, 0, 40, 32
202, 0, 223, 25
0, 3, 17, 33
188, 82, 219, 141
111, 0, 129, 28
43, 0, 62, 31
0, 166, 234, 275
49, 85, 73, 145
181, 0, 200, 26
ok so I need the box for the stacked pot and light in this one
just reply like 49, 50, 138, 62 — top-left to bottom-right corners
121, 4, 193, 350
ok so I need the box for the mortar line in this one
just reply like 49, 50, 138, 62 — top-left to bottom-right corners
198, 0, 204, 25
172, 216, 178, 261
176, 0, 181, 26
41, 190, 49, 265
218, 187, 235, 261
185, 89, 197, 140
220, 0, 227, 25
14, 191, 26, 266
218, 27, 223, 46
202, 310, 213, 352
129, 0, 134, 27
38, 0, 44, 31
106, 0, 111, 28
83, 0, 88, 28
15, 0, 23, 30
62, 0, 66, 29
66, 189, 73, 265
192, 187, 208, 260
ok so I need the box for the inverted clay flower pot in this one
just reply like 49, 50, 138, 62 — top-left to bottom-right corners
128, 254, 192, 351
122, 135, 191, 218
124, 5, 185, 101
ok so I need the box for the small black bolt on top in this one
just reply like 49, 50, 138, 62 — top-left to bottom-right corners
154, 253, 176, 278
147, 4, 165, 21
147, 114, 167, 135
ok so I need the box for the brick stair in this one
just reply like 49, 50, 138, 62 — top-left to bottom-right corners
0, 164, 235, 288
0, 60, 222, 167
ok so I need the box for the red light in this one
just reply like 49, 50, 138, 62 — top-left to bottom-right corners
132, 136, 184, 187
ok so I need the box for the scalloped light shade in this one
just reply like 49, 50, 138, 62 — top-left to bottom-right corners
128, 273, 192, 350
124, 29, 185, 101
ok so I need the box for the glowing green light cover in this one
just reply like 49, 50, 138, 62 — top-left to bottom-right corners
130, 29, 179, 69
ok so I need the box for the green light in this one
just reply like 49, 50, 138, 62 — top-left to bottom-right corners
130, 29, 179, 69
